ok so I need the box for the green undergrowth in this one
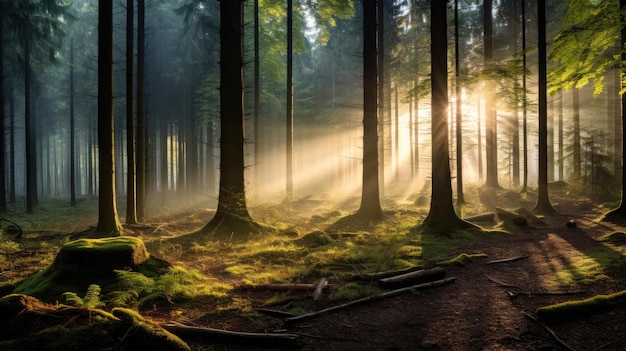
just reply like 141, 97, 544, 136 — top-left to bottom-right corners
601, 231, 626, 245
552, 245, 626, 286
536, 289, 626, 320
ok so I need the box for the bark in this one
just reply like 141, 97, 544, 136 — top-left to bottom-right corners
0, 19, 6, 212
355, 0, 383, 220
70, 39, 76, 207
95, 0, 122, 236
423, 0, 474, 230
136, 0, 146, 220
483, 0, 500, 189
572, 87, 581, 180
454, 0, 464, 204
253, 0, 260, 186
126, 0, 137, 224
533, 0, 556, 214
286, 0, 293, 196
199, 0, 259, 238
521, 0, 528, 192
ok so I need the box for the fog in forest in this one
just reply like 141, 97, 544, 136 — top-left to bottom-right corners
1, 0, 622, 217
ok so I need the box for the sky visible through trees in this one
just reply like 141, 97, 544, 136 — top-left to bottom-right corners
0, 0, 624, 223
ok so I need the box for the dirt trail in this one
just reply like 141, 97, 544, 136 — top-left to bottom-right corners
286, 211, 626, 351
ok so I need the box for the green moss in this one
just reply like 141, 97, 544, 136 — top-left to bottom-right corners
112, 308, 190, 351
536, 290, 626, 320
437, 253, 488, 267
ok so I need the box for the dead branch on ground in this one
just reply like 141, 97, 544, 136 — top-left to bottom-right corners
523, 311, 576, 351
486, 255, 529, 265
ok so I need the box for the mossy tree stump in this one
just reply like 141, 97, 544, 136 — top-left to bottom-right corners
13, 236, 153, 302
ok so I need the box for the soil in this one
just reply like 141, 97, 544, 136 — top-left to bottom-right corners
3, 190, 626, 351
147, 193, 626, 351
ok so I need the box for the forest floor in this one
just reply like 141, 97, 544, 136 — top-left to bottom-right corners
2, 185, 626, 351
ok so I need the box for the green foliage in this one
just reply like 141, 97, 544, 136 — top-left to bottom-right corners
548, 0, 621, 95
601, 232, 626, 245
63, 284, 105, 308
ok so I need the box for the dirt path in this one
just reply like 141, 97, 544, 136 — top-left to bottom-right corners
281, 211, 626, 351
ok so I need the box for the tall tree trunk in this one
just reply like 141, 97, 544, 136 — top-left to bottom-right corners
483, 0, 500, 189
454, 0, 464, 204
423, 0, 473, 230
254, 0, 260, 188
70, 39, 76, 207
533, 0, 555, 214
126, 0, 137, 224
558, 90, 564, 181
521, 0, 528, 192
511, 0, 520, 187
547, 98, 554, 181
572, 87, 581, 180
9, 83, 15, 204
286, 0, 294, 196
356, 0, 383, 220
394, 84, 399, 181
377, 0, 385, 197
136, 0, 146, 220
200, 0, 259, 238
0, 21, 6, 212
95, 0, 122, 236
25, 41, 35, 214
606, 0, 626, 218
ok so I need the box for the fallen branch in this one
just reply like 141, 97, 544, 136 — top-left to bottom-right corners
255, 308, 296, 318
284, 277, 457, 324
236, 283, 327, 291
484, 273, 519, 288
353, 266, 423, 281
161, 321, 302, 347
507, 290, 586, 298
523, 311, 576, 351
486, 255, 529, 265
378, 267, 446, 289
313, 278, 328, 301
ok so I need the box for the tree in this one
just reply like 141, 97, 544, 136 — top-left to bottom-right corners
198, 0, 260, 238
482, 0, 500, 189
532, 0, 556, 214
422, 0, 474, 230
355, 0, 383, 220
95, 0, 123, 236
126, 0, 137, 224
286, 0, 294, 196
454, 0, 464, 204
136, 0, 146, 220
0, 5, 6, 212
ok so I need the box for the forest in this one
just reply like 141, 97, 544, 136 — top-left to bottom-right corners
1, 0, 626, 350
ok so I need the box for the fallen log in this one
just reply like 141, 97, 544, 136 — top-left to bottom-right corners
486, 255, 529, 265
255, 308, 296, 318
378, 267, 446, 289
284, 277, 457, 324
352, 266, 424, 281
161, 321, 302, 347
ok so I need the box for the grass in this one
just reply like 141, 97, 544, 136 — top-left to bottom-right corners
552, 246, 626, 286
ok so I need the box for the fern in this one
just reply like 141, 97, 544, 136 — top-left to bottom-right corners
63, 284, 104, 308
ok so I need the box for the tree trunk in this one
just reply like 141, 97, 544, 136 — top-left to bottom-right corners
558, 91, 564, 181
70, 39, 76, 207
199, 0, 259, 238
126, 0, 137, 224
355, 0, 383, 220
454, 0, 464, 204
483, 0, 500, 189
9, 82, 15, 204
95, 0, 122, 236
423, 0, 474, 230
521, 0, 528, 192
532, 0, 556, 214
286, 0, 294, 197
25, 41, 35, 214
253, 0, 260, 188
136, 0, 146, 220
0, 21, 6, 212
377, 0, 385, 197
572, 87, 581, 180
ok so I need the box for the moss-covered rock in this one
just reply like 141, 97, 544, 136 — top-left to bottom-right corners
294, 230, 333, 247
0, 294, 189, 351
12, 236, 159, 302
436, 253, 488, 267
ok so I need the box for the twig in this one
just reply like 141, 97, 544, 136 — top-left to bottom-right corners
507, 290, 586, 298
255, 308, 296, 318
591, 342, 612, 351
523, 311, 576, 351
285, 277, 457, 324
161, 321, 302, 347
484, 273, 519, 288
486, 255, 529, 265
